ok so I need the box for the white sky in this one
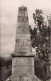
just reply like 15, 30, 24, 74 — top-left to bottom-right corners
0, 0, 51, 57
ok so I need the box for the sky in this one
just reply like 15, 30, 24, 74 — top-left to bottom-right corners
0, 0, 51, 57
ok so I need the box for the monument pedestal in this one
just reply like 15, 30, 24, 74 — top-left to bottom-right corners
12, 55, 34, 81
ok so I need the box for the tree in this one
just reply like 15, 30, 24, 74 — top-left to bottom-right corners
30, 9, 50, 61
30, 9, 50, 80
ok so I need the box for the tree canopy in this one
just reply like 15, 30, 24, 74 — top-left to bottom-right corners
30, 9, 50, 61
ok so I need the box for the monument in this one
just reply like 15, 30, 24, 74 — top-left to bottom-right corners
11, 6, 41, 81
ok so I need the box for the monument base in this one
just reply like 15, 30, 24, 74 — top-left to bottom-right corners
11, 54, 35, 81
8, 75, 42, 81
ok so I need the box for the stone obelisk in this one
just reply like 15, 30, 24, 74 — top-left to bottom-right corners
12, 6, 35, 81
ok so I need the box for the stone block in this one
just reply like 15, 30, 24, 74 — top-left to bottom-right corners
12, 57, 34, 67
17, 27, 29, 34
16, 34, 31, 40
17, 22, 29, 28
12, 57, 34, 76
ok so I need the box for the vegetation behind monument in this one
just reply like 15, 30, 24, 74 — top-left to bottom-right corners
30, 9, 51, 80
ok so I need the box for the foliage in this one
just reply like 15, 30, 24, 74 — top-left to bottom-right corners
30, 9, 50, 80
34, 56, 50, 81
30, 9, 50, 61
1, 57, 12, 81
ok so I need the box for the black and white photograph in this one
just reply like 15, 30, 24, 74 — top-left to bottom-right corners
0, 0, 51, 81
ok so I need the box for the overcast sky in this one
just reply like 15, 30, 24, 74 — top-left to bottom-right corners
0, 0, 51, 57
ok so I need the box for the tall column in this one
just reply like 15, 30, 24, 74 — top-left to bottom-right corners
14, 6, 32, 55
